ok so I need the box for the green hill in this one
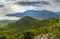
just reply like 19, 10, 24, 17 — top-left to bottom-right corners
0, 16, 60, 39
2, 16, 42, 33
2, 16, 53, 31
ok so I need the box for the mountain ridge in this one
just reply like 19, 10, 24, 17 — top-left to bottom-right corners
6, 10, 60, 19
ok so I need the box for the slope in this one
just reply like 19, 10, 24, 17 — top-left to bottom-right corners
0, 16, 60, 39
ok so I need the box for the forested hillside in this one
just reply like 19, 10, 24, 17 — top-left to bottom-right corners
0, 16, 60, 39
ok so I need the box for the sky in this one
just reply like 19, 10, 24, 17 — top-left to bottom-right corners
0, 0, 60, 20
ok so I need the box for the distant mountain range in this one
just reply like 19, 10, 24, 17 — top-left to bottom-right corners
6, 10, 60, 19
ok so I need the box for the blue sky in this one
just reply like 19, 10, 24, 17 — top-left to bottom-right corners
0, 0, 60, 20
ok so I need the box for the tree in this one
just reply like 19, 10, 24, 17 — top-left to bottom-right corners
23, 32, 34, 39
0, 36, 6, 39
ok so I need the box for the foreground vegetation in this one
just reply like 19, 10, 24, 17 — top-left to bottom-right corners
0, 16, 60, 39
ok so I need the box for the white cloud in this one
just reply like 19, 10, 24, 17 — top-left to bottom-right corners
0, 0, 60, 20
10, 4, 27, 13
0, 16, 20, 20
0, 0, 59, 14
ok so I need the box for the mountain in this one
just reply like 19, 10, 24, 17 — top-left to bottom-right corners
1, 16, 49, 32
6, 10, 60, 19
3, 16, 39, 30
0, 16, 60, 39
2, 16, 56, 30
57, 12, 60, 15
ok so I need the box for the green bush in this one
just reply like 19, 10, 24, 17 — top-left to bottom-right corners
22, 31, 34, 39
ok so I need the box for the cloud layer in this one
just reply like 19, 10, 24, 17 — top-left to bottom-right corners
0, 0, 60, 20
15, 1, 50, 6
0, 16, 20, 20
